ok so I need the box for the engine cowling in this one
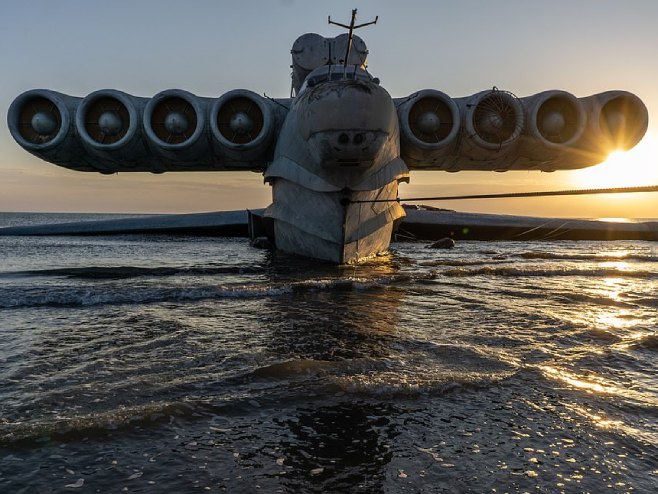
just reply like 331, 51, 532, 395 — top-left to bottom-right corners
524, 90, 586, 147
463, 89, 525, 151
7, 89, 96, 171
397, 89, 460, 168
75, 89, 149, 170
210, 89, 276, 165
518, 90, 648, 170
143, 89, 210, 165
595, 91, 648, 152
515, 90, 588, 170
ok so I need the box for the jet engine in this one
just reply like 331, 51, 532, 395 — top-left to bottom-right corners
516, 90, 587, 169
518, 90, 648, 170
398, 87, 648, 171
399, 88, 526, 170
595, 91, 648, 152
397, 89, 460, 168
75, 89, 149, 171
143, 89, 210, 165
524, 90, 586, 147
7, 89, 95, 171
462, 89, 525, 151
8, 88, 287, 173
210, 89, 276, 165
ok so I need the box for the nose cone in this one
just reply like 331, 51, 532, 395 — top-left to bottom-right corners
298, 80, 397, 167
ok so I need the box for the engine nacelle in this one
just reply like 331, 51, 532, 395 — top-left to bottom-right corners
516, 90, 588, 169
398, 87, 648, 171
594, 91, 648, 152
397, 89, 460, 168
462, 89, 525, 149
8, 88, 283, 173
7, 89, 97, 171
143, 89, 211, 166
442, 89, 525, 171
210, 89, 276, 165
524, 90, 586, 147
75, 89, 149, 171
518, 90, 648, 171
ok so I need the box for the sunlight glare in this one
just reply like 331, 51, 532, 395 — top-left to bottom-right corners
570, 134, 658, 188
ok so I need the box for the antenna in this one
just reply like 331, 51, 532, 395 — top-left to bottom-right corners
328, 9, 378, 68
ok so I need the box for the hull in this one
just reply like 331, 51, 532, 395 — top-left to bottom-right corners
262, 76, 407, 263
265, 178, 405, 264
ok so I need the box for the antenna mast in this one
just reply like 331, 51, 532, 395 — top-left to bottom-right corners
328, 9, 378, 68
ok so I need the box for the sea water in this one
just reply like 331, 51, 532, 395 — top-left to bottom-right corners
0, 213, 656, 492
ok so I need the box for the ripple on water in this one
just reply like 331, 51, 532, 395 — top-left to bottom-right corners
1, 233, 657, 492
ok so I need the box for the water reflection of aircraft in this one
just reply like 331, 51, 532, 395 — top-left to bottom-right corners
252, 256, 401, 491
260, 252, 403, 360
6, 10, 649, 263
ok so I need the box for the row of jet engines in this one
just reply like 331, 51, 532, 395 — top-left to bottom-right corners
8, 88, 287, 173
397, 88, 648, 171
7, 86, 648, 173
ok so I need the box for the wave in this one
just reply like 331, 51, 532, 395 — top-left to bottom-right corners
634, 297, 658, 308
290, 342, 518, 398
0, 356, 515, 446
0, 400, 193, 446
492, 288, 634, 309
418, 259, 508, 267
0, 284, 293, 309
518, 252, 658, 263
332, 368, 516, 398
0, 273, 433, 309
440, 266, 656, 279
629, 333, 658, 351
551, 291, 636, 309
4, 264, 266, 280
239, 340, 519, 399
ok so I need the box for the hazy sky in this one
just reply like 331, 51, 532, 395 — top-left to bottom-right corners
1, 0, 657, 217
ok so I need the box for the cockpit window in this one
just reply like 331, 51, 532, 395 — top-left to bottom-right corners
298, 65, 374, 95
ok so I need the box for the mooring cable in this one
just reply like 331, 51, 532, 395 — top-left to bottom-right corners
348, 184, 658, 204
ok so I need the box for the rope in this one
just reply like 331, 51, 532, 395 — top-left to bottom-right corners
348, 184, 658, 204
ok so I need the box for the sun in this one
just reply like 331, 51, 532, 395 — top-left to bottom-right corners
570, 133, 658, 189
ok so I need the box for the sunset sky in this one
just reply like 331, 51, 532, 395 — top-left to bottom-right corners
1, 0, 657, 218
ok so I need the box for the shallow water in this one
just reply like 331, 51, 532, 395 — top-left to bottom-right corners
1, 214, 657, 492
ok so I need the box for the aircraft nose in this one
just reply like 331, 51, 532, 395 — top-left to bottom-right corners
297, 80, 397, 166
334, 131, 372, 150
321, 130, 385, 166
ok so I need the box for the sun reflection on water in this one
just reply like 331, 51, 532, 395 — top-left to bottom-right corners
600, 277, 624, 300
600, 261, 631, 271
559, 402, 658, 444
539, 365, 622, 395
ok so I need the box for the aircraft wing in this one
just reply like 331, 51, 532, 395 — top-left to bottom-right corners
8, 86, 648, 175
395, 88, 648, 172
7, 89, 291, 174
1, 207, 656, 242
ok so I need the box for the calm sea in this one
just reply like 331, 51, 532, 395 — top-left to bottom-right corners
1, 212, 657, 493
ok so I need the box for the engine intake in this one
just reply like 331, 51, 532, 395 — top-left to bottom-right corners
398, 89, 460, 167
8, 89, 71, 150
6, 89, 103, 172
210, 90, 275, 162
76, 90, 139, 150
466, 89, 525, 149
529, 91, 585, 146
145, 90, 204, 146
143, 89, 210, 166
597, 91, 648, 151
73, 89, 150, 171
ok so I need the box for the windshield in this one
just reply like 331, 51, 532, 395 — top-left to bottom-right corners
298, 65, 374, 95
